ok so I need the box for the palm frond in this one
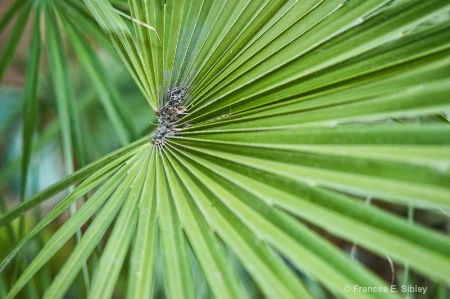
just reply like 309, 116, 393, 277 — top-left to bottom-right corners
1, 0, 449, 298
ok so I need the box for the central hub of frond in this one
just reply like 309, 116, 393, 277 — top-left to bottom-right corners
152, 86, 188, 146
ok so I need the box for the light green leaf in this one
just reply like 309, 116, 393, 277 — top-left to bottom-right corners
21, 5, 42, 199
0, 137, 148, 228
88, 147, 152, 299
42, 146, 150, 299
163, 151, 249, 299
127, 149, 158, 299
156, 153, 195, 299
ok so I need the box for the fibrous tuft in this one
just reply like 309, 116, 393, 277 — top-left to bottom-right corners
152, 86, 188, 146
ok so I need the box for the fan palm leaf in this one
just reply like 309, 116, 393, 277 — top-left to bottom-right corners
1, 0, 449, 298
